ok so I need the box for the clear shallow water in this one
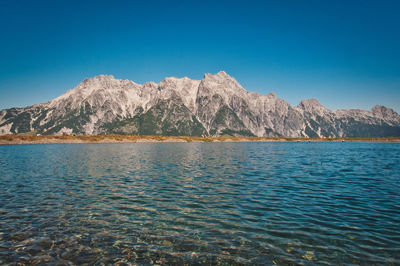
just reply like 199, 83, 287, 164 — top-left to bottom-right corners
0, 142, 399, 265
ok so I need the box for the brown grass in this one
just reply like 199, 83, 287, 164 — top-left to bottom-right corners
0, 134, 399, 144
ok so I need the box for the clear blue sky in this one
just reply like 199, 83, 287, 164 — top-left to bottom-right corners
1, 0, 399, 112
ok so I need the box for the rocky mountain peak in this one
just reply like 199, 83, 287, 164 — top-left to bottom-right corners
371, 105, 399, 120
95, 74, 115, 80
200, 71, 245, 95
81, 74, 115, 84
300, 98, 322, 106
298, 98, 326, 110
157, 77, 200, 110
203, 70, 233, 81
215, 70, 228, 77
76, 75, 140, 94
159, 76, 199, 89
1, 72, 399, 137
78, 75, 117, 89
297, 98, 329, 116
143, 81, 158, 90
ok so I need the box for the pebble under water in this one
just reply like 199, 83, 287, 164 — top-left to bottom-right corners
0, 142, 399, 265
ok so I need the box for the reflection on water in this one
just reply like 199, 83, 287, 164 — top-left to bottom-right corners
0, 142, 400, 264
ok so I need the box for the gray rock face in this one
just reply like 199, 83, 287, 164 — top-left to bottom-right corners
1, 71, 400, 137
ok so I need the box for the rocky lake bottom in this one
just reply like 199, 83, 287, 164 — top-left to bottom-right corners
0, 142, 399, 264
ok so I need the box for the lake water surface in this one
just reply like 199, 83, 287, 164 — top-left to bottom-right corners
0, 142, 399, 264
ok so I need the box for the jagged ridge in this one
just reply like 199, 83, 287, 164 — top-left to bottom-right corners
1, 71, 400, 137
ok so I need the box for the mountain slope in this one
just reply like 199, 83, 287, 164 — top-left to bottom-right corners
1, 71, 400, 137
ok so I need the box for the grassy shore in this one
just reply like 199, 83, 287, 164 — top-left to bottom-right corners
0, 134, 399, 145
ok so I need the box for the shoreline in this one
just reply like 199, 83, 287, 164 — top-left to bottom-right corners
1, 135, 399, 145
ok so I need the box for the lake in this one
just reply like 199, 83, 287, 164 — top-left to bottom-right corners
0, 142, 399, 264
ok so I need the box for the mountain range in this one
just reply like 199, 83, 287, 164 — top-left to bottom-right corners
1, 71, 399, 137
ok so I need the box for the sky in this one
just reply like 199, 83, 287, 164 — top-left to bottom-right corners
0, 0, 399, 112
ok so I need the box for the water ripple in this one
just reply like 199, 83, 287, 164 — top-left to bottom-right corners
0, 142, 399, 264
